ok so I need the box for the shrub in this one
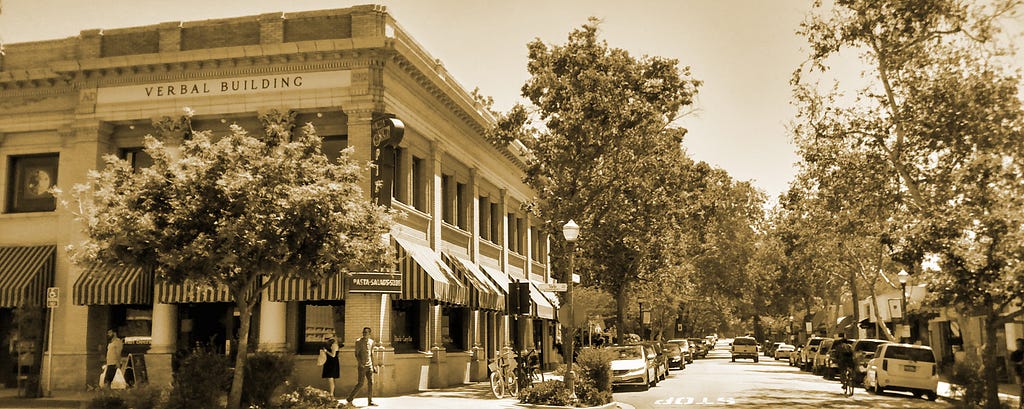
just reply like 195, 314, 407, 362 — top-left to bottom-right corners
243, 352, 295, 408
86, 390, 127, 409
268, 385, 340, 409
576, 348, 615, 393
121, 384, 165, 409
163, 349, 232, 409
520, 379, 573, 406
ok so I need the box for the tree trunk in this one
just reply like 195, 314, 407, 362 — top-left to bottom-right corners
616, 285, 628, 343
982, 314, 1002, 409
227, 297, 252, 409
849, 270, 859, 338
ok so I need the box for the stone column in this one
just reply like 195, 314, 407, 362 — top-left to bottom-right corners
257, 290, 287, 352
427, 303, 447, 388
147, 302, 177, 388
345, 109, 375, 200
429, 141, 443, 249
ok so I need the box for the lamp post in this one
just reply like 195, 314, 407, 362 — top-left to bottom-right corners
897, 269, 909, 342
788, 315, 794, 344
562, 219, 580, 402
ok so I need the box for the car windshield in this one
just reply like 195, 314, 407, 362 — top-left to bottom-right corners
733, 337, 756, 345
855, 341, 885, 352
884, 346, 936, 362
612, 346, 643, 359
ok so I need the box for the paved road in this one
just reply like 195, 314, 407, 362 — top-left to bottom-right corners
614, 340, 952, 408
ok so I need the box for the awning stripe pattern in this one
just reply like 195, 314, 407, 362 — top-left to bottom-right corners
394, 237, 467, 305
0, 245, 55, 308
267, 274, 346, 302
156, 281, 234, 303
529, 281, 556, 320
73, 265, 153, 305
440, 252, 504, 311
479, 265, 511, 297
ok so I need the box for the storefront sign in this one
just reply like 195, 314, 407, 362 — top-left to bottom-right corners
96, 70, 352, 104
347, 272, 402, 294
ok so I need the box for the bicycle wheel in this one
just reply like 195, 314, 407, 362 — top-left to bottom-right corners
489, 371, 504, 399
531, 368, 544, 383
507, 372, 520, 397
842, 368, 855, 397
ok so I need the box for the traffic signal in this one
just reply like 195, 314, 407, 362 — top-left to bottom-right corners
508, 281, 520, 314
518, 282, 531, 315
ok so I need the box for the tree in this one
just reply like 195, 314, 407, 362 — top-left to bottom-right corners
489, 18, 702, 337
60, 110, 393, 409
796, 0, 1024, 405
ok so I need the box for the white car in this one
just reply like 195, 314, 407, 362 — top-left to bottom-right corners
610, 345, 658, 390
774, 344, 795, 360
864, 343, 938, 401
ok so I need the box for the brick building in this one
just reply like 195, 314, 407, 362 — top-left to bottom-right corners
0, 5, 559, 396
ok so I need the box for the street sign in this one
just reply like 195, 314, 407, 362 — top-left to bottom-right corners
535, 282, 567, 292
46, 287, 59, 308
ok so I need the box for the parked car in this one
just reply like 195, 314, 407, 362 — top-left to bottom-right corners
667, 339, 694, 363
852, 339, 889, 384
824, 338, 854, 379
789, 345, 803, 366
731, 336, 759, 362
610, 344, 658, 390
799, 337, 825, 371
864, 343, 939, 401
812, 338, 835, 375
687, 338, 708, 358
774, 343, 796, 360
643, 342, 670, 381
663, 342, 686, 370
765, 342, 784, 357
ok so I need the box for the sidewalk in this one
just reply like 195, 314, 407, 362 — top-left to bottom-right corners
0, 382, 634, 409
937, 378, 1021, 406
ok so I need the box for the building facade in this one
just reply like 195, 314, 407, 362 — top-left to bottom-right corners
0, 5, 560, 396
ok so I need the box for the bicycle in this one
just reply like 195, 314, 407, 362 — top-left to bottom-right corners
488, 349, 519, 399
839, 366, 856, 397
514, 349, 544, 390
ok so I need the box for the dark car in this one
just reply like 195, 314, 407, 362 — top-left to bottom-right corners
663, 342, 686, 370
851, 339, 889, 383
688, 338, 708, 358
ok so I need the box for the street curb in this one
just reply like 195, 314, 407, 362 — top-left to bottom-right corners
519, 402, 632, 409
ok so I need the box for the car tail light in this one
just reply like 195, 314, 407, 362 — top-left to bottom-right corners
882, 359, 888, 371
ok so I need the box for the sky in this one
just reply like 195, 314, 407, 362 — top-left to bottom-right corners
0, 0, 818, 200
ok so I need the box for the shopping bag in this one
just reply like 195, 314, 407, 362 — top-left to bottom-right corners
316, 349, 327, 366
98, 366, 107, 388
111, 368, 128, 390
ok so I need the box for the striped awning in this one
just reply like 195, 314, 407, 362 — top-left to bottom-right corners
267, 273, 345, 302
394, 237, 467, 305
0, 246, 55, 307
440, 252, 504, 311
529, 281, 556, 320
73, 265, 153, 305
479, 264, 512, 296
156, 280, 234, 303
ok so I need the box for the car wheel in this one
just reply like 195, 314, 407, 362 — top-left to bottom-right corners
875, 385, 884, 394
912, 391, 922, 399
925, 391, 937, 401
641, 374, 650, 391
754, 357, 758, 363
731, 356, 735, 362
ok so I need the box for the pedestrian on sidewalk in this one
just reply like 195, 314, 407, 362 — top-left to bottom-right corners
102, 329, 123, 389
346, 327, 376, 407
321, 338, 341, 397
1011, 338, 1024, 409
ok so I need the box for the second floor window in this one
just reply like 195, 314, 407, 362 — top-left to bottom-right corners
6, 154, 59, 213
412, 156, 427, 212
441, 174, 454, 224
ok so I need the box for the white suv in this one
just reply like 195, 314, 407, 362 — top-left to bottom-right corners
864, 343, 938, 401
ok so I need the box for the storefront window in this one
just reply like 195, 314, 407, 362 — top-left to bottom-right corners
110, 306, 152, 355
299, 302, 344, 354
391, 300, 422, 354
442, 306, 468, 352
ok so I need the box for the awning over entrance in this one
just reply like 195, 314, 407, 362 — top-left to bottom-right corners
394, 237, 467, 305
440, 252, 504, 311
0, 245, 55, 307
479, 264, 511, 296
267, 273, 345, 302
529, 281, 556, 320
156, 281, 234, 303
73, 265, 153, 305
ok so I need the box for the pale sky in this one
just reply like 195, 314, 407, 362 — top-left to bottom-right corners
0, 0, 815, 200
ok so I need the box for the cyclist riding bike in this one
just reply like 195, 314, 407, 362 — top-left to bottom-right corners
831, 340, 856, 396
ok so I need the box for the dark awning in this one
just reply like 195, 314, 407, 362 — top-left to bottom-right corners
0, 245, 55, 307
440, 252, 504, 311
156, 280, 233, 303
73, 264, 152, 305
267, 273, 346, 302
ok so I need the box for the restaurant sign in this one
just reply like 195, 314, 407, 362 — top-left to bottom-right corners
347, 272, 402, 294
96, 70, 352, 104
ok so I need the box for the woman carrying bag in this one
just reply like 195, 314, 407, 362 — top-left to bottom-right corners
320, 338, 341, 396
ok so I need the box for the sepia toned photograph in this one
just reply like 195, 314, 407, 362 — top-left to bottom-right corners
0, 1, 1022, 408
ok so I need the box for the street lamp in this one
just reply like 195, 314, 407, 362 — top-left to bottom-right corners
897, 269, 909, 342
562, 220, 580, 402
788, 315, 794, 343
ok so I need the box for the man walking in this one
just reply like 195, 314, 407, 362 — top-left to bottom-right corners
103, 329, 123, 388
347, 327, 376, 407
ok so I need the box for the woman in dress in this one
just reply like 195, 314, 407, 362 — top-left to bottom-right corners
322, 338, 341, 396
